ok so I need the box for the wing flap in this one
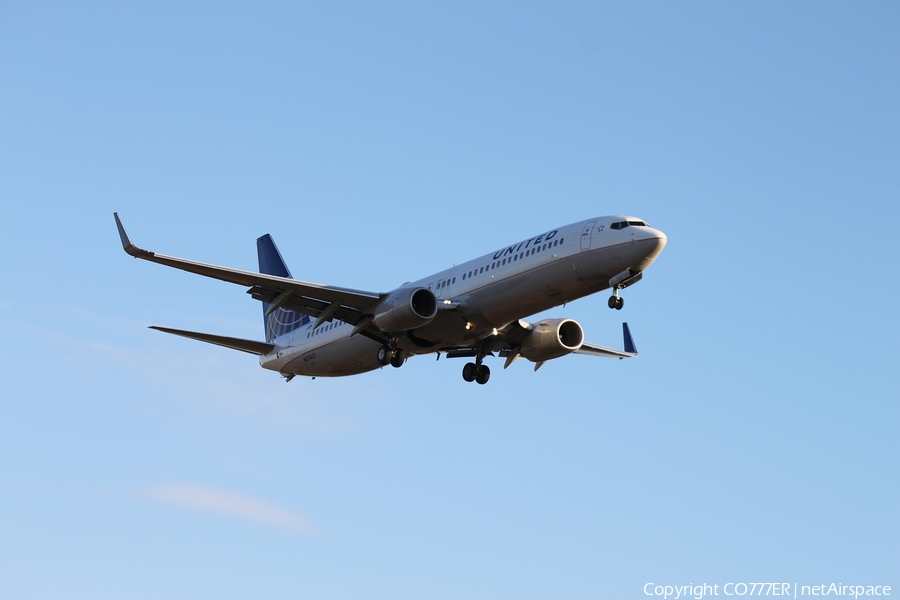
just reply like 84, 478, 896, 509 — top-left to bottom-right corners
247, 286, 369, 327
149, 326, 275, 355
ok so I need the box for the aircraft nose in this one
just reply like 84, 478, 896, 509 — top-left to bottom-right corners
647, 227, 667, 251
633, 227, 667, 267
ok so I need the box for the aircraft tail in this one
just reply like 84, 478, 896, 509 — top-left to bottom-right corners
257, 234, 309, 343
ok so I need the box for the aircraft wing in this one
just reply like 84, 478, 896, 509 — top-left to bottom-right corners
115, 214, 382, 322
149, 326, 275, 355
443, 321, 639, 367
575, 323, 639, 359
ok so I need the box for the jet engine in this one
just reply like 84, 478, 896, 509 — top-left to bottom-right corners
518, 318, 584, 363
371, 287, 438, 332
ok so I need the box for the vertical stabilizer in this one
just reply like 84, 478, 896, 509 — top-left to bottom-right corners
257, 234, 309, 343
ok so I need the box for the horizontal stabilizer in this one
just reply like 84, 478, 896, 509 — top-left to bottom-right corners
149, 326, 275, 355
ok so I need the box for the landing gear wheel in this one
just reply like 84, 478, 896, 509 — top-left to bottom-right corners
462, 362, 477, 382
377, 345, 391, 366
475, 365, 491, 385
390, 351, 404, 368
614, 296, 624, 310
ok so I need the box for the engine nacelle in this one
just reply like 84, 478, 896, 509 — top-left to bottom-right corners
519, 318, 584, 363
371, 287, 438, 332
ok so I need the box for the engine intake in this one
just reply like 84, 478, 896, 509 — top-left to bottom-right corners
371, 287, 438, 332
519, 318, 584, 363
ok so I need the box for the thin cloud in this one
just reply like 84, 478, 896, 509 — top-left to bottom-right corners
10, 304, 370, 434
143, 483, 321, 535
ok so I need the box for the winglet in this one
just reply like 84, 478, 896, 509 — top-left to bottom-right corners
623, 322, 638, 355
113, 213, 153, 258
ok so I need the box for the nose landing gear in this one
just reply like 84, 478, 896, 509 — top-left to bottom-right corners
608, 291, 624, 310
607, 269, 642, 310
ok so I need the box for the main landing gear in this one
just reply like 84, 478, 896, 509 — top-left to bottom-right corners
378, 344, 406, 368
461, 361, 490, 385
608, 290, 624, 310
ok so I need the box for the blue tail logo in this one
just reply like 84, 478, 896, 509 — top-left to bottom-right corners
257, 234, 309, 343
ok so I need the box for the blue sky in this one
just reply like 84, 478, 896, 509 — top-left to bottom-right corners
1, 2, 897, 598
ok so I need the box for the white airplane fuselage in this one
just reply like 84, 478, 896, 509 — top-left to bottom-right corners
261, 216, 666, 377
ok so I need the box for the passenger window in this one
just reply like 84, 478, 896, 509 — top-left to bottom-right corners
452, 277, 456, 284
560, 237, 564, 244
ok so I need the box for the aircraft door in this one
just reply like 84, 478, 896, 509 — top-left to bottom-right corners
434, 279, 444, 298
580, 221, 596, 251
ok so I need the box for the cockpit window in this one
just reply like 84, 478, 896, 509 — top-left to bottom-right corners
611, 220, 649, 229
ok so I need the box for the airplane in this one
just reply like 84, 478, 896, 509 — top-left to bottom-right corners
114, 213, 666, 384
